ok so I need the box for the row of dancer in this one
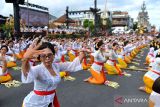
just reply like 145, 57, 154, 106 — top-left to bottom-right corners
0, 35, 148, 83
0, 35, 149, 107
20, 35, 148, 107
140, 39, 160, 107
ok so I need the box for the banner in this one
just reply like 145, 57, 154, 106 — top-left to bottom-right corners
19, 6, 49, 27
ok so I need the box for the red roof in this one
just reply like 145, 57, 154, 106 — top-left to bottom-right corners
54, 14, 75, 23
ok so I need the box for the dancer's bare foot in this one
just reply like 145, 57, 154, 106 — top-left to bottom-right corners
139, 86, 146, 92
83, 78, 89, 82
122, 72, 131, 77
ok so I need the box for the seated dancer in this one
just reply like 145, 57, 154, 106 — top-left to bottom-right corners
149, 77, 160, 107
68, 39, 81, 61
81, 41, 92, 70
129, 40, 138, 59
6, 40, 17, 67
58, 39, 68, 62
84, 40, 119, 88
104, 42, 130, 76
124, 40, 134, 61
14, 39, 23, 59
116, 44, 127, 69
126, 39, 141, 61
21, 41, 85, 107
53, 44, 75, 81
145, 47, 155, 65
139, 58, 160, 94
0, 45, 12, 83
123, 40, 132, 64
20, 37, 28, 57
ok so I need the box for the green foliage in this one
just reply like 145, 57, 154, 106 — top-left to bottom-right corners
106, 18, 112, 29
47, 34, 85, 39
89, 21, 94, 32
0, 24, 6, 31
83, 19, 94, 32
83, 19, 89, 28
133, 22, 138, 31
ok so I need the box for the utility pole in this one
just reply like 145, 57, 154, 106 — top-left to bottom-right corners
13, 1, 20, 35
5, 0, 25, 37
94, 0, 98, 33
66, 6, 69, 29
90, 0, 100, 35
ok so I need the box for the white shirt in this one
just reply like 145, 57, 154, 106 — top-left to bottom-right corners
106, 50, 117, 66
144, 65, 160, 81
53, 50, 67, 63
0, 54, 15, 75
150, 91, 160, 107
91, 50, 106, 73
21, 57, 82, 107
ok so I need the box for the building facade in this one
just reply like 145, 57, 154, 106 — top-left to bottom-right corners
111, 11, 133, 29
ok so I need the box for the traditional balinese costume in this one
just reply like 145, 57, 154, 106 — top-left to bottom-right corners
123, 44, 132, 64
22, 57, 82, 107
149, 77, 160, 107
6, 46, 17, 67
141, 58, 160, 94
13, 42, 23, 59
117, 46, 127, 69
104, 49, 123, 75
53, 49, 68, 78
85, 50, 107, 84
146, 47, 155, 65
20, 40, 27, 57
68, 41, 81, 61
0, 54, 13, 83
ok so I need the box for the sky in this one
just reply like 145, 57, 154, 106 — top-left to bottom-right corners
0, 0, 160, 29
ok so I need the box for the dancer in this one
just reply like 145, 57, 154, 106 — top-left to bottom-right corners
104, 42, 130, 76
84, 40, 119, 88
139, 58, 160, 94
53, 45, 75, 81
68, 39, 81, 61
0, 45, 13, 83
6, 40, 17, 67
21, 41, 84, 107
145, 47, 155, 65
149, 77, 160, 107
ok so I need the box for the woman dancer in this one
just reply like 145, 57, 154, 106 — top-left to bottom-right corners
104, 42, 130, 76
0, 45, 13, 83
149, 77, 160, 107
139, 58, 160, 94
84, 40, 119, 88
21, 41, 85, 107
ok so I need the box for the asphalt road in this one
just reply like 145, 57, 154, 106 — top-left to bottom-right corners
0, 47, 149, 107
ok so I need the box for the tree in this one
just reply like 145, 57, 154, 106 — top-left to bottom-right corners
83, 19, 94, 32
133, 22, 138, 31
89, 21, 94, 32
106, 18, 112, 30
83, 19, 89, 29
0, 24, 5, 31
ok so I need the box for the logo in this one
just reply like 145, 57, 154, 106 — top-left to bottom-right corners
114, 95, 148, 107
114, 96, 123, 104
